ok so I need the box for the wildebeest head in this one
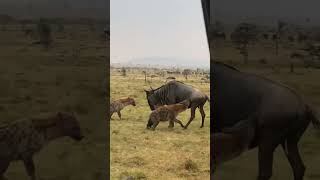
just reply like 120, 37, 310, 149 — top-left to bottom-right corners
57, 112, 84, 141
144, 88, 159, 110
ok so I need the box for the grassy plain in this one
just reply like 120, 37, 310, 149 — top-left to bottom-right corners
110, 70, 210, 180
0, 22, 108, 180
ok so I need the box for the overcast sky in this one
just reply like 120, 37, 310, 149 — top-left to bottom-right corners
111, 0, 209, 68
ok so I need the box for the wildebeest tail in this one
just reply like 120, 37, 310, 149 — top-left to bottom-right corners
306, 104, 320, 129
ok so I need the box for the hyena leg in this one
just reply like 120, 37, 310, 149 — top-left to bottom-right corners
0, 159, 10, 180
23, 157, 36, 180
174, 118, 185, 128
184, 107, 196, 129
168, 120, 174, 128
117, 111, 122, 119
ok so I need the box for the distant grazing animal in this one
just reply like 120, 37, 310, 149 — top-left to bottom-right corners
212, 31, 226, 40
0, 112, 83, 180
212, 61, 320, 180
110, 97, 136, 119
146, 99, 190, 130
144, 81, 209, 129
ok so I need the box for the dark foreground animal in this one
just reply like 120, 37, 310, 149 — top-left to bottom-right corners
110, 97, 136, 119
146, 99, 190, 130
212, 61, 320, 180
145, 81, 209, 129
0, 112, 84, 180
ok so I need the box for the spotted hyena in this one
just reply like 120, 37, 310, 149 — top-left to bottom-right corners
0, 112, 83, 180
146, 99, 190, 130
110, 97, 136, 120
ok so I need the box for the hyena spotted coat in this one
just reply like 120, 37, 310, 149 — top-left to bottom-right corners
0, 112, 83, 180
110, 97, 136, 119
146, 99, 190, 130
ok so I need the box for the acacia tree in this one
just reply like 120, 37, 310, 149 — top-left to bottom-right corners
182, 69, 192, 80
231, 23, 259, 64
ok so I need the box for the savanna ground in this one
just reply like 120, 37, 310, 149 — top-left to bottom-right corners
212, 34, 320, 180
0, 21, 108, 180
110, 69, 210, 180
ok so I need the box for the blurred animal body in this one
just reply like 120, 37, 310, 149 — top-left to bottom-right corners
146, 99, 190, 130
0, 112, 83, 180
110, 97, 136, 119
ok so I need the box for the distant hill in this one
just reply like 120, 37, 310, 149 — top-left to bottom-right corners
0, 0, 109, 19
111, 57, 210, 70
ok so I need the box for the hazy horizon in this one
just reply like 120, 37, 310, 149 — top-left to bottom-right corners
111, 0, 210, 68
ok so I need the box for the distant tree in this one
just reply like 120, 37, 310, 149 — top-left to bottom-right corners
121, 67, 127, 77
274, 20, 287, 55
36, 19, 53, 48
142, 71, 147, 83
182, 69, 192, 80
231, 23, 259, 64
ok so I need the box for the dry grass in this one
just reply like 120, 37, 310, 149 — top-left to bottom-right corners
110, 70, 210, 180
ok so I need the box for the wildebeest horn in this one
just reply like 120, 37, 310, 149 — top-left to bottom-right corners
150, 86, 154, 90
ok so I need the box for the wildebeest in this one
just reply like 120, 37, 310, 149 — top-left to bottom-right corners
212, 61, 320, 180
110, 97, 136, 120
0, 112, 83, 180
144, 81, 209, 129
146, 99, 190, 130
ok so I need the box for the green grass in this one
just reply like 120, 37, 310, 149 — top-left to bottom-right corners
0, 23, 107, 180
110, 71, 210, 180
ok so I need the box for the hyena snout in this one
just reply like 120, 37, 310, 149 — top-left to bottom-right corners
146, 119, 153, 129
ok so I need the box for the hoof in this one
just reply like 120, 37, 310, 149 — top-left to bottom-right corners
200, 126, 204, 128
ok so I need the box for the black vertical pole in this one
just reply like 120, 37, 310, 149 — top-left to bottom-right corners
201, 0, 215, 178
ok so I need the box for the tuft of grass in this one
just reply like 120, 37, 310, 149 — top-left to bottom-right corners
184, 159, 199, 172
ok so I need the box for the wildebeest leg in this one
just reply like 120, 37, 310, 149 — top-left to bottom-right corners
117, 111, 122, 119
184, 107, 196, 129
174, 118, 185, 128
23, 158, 36, 180
257, 137, 280, 180
283, 142, 305, 180
199, 104, 206, 128
0, 159, 10, 180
